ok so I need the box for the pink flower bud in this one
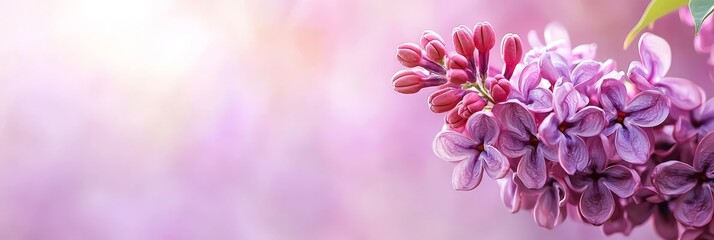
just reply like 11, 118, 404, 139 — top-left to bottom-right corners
420, 31, 447, 62
490, 78, 512, 103
458, 92, 486, 118
447, 52, 469, 70
446, 103, 467, 130
452, 25, 475, 58
391, 69, 445, 94
501, 33, 524, 79
396, 43, 423, 68
428, 87, 467, 113
473, 22, 496, 52
446, 69, 474, 85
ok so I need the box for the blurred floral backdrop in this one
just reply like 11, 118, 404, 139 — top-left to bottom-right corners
0, 0, 711, 239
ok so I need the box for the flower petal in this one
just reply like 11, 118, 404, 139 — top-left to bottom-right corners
639, 33, 671, 80
538, 113, 563, 146
572, 44, 597, 62
695, 132, 714, 177
655, 77, 704, 111
602, 165, 640, 198
466, 112, 500, 146
544, 22, 571, 50
614, 124, 651, 164
579, 181, 615, 225
480, 145, 509, 179
539, 52, 569, 84
674, 184, 714, 227
498, 173, 522, 213
652, 161, 698, 195
517, 149, 547, 189
452, 155, 484, 191
558, 135, 588, 175
598, 79, 627, 112
534, 185, 563, 229
525, 88, 554, 113
518, 62, 541, 94
539, 142, 558, 161
553, 82, 581, 121
566, 106, 606, 137
499, 130, 530, 158
493, 101, 537, 136
570, 60, 602, 88
585, 135, 608, 171
625, 90, 669, 127
433, 131, 476, 161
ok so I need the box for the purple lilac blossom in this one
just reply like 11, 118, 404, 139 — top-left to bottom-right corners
392, 22, 714, 239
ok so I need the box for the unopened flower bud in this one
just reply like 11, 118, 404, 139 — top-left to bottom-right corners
420, 31, 447, 62
458, 92, 487, 118
396, 43, 423, 68
447, 52, 469, 70
473, 22, 496, 52
501, 33, 524, 79
446, 103, 467, 130
452, 25, 475, 59
391, 69, 446, 94
490, 78, 512, 103
428, 87, 468, 113
447, 69, 474, 85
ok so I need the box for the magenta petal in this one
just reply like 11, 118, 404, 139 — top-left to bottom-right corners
452, 155, 484, 191
614, 124, 650, 164
433, 131, 476, 162
674, 117, 698, 143
625, 90, 670, 127
466, 112, 500, 146
493, 101, 536, 136
599, 79, 627, 112
499, 130, 530, 158
566, 106, 606, 137
525, 88, 554, 113
602, 204, 633, 236
538, 113, 563, 146
602, 165, 639, 198
518, 62, 541, 94
653, 161, 698, 195
695, 133, 714, 177
653, 204, 679, 240
570, 60, 602, 88
498, 173, 522, 213
674, 184, 714, 227
517, 149, 547, 189
539, 142, 558, 161
553, 82, 582, 121
534, 185, 563, 229
656, 77, 704, 111
639, 33, 672, 80
585, 135, 608, 171
579, 181, 615, 225
694, 98, 714, 121
558, 135, 588, 174
481, 145, 509, 179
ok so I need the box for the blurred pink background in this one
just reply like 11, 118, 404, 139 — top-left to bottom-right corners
0, 0, 711, 239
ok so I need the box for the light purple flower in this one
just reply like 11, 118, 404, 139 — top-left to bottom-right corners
433, 112, 510, 190
494, 101, 557, 189
509, 62, 554, 113
652, 132, 714, 227
566, 136, 640, 225
598, 78, 670, 164
539, 82, 606, 174
524, 22, 597, 66
628, 33, 705, 111
530, 173, 569, 229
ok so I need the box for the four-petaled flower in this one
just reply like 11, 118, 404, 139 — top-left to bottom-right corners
566, 136, 640, 225
653, 132, 714, 227
599, 78, 670, 163
434, 112, 510, 190
540, 82, 606, 174
494, 101, 557, 189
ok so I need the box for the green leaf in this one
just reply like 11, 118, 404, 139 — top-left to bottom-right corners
690, 0, 714, 33
624, 0, 687, 49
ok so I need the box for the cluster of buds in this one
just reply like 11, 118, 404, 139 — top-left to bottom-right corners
391, 22, 714, 239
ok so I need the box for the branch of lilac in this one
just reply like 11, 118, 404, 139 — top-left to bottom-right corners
391, 22, 714, 239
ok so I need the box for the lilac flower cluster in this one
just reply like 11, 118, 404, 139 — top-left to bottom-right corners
391, 22, 714, 239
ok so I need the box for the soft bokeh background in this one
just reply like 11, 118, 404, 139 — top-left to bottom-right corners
0, 0, 711, 239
